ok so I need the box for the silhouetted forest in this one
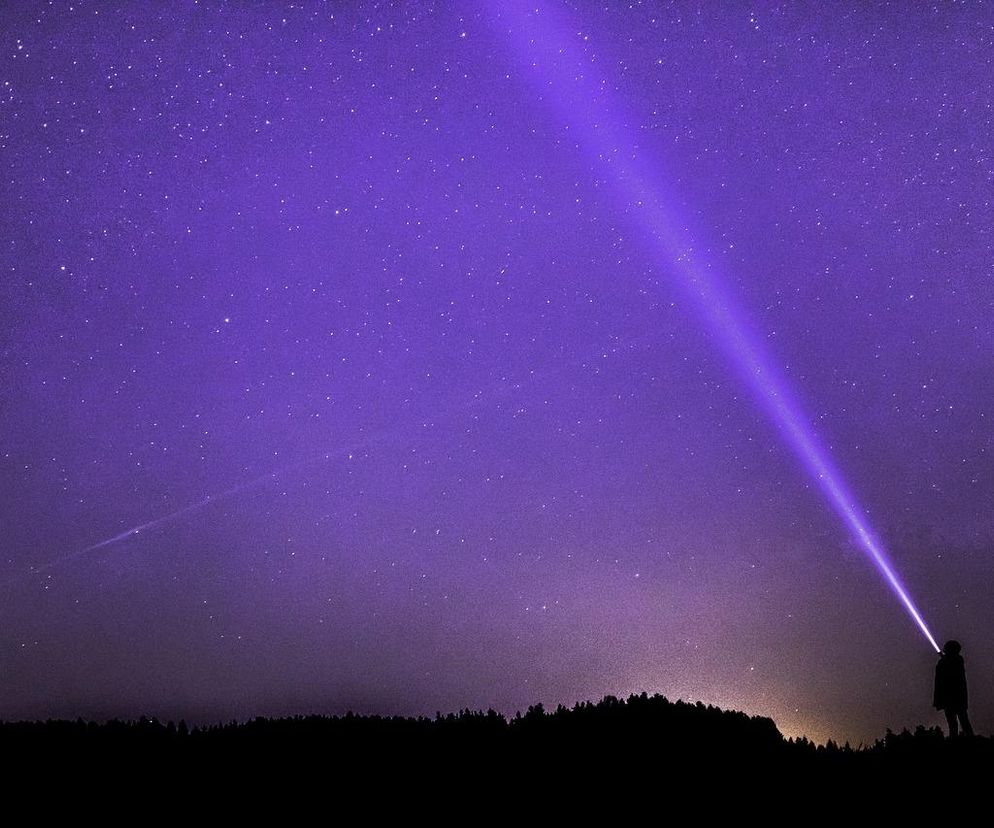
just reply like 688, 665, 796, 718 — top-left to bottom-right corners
2, 693, 990, 794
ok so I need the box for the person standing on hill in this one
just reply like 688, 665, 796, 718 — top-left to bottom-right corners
934, 640, 973, 738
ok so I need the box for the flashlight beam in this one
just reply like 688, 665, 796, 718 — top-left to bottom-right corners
495, 0, 939, 651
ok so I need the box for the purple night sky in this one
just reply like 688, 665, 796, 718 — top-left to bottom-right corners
2, 1, 992, 746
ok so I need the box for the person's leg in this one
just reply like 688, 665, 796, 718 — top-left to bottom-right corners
944, 708, 959, 737
958, 710, 973, 737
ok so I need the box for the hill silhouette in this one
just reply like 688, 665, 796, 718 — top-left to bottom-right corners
3, 692, 991, 796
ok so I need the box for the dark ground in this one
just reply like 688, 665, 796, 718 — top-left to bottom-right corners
2, 692, 989, 802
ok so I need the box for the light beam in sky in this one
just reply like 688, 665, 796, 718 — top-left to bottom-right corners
494, 0, 940, 652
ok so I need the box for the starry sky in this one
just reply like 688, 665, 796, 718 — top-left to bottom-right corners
2, 0, 992, 746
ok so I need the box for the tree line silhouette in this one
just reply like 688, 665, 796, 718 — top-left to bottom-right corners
2, 692, 990, 792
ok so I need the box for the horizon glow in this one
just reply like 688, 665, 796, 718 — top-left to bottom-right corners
496, 0, 940, 653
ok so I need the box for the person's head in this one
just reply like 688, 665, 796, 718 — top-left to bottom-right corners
943, 640, 962, 656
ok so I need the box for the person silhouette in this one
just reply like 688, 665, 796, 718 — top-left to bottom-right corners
933, 640, 973, 738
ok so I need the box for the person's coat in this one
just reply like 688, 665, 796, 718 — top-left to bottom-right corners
934, 653, 968, 711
